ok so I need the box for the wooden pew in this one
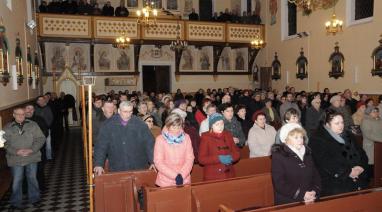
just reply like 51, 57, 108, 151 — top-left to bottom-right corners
191, 156, 271, 183
240, 145, 250, 159
374, 142, 382, 187
94, 169, 156, 212
144, 185, 192, 212
144, 173, 273, 212
191, 173, 274, 212
219, 189, 382, 212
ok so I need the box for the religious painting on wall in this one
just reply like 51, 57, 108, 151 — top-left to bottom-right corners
252, 63, 259, 83
271, 52, 281, 80
180, 46, 196, 71
296, 48, 308, 79
114, 46, 134, 72
167, 0, 178, 10
197, 46, 213, 72
328, 42, 344, 79
151, 0, 162, 9
371, 35, 382, 77
69, 43, 90, 74
127, 0, 138, 8
183, 0, 193, 16
233, 48, 248, 72
94, 44, 112, 71
45, 42, 68, 72
218, 47, 232, 71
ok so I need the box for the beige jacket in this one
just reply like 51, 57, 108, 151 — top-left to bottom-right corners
360, 116, 382, 164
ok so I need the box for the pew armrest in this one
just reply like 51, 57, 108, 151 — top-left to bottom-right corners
191, 189, 201, 212
219, 204, 235, 212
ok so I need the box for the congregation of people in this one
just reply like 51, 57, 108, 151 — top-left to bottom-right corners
88, 86, 382, 205
37, 0, 262, 24
3, 86, 382, 208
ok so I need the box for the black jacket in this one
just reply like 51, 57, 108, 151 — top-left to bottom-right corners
94, 114, 154, 172
115, 6, 129, 17
309, 126, 369, 196
271, 144, 321, 205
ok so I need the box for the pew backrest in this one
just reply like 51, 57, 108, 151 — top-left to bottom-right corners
374, 142, 382, 187
144, 186, 192, 212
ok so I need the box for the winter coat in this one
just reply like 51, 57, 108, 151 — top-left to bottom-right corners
4, 120, 45, 167
360, 116, 382, 164
271, 144, 321, 205
309, 126, 369, 196
195, 109, 207, 126
154, 128, 195, 187
94, 114, 154, 172
223, 116, 246, 147
262, 107, 281, 125
248, 123, 276, 158
279, 102, 301, 121
328, 105, 354, 130
34, 105, 54, 128
198, 131, 240, 181
235, 115, 253, 140
305, 106, 324, 134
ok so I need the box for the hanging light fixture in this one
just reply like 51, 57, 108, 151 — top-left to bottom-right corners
113, 33, 130, 49
250, 34, 265, 49
325, 7, 343, 35
136, 1, 158, 29
170, 23, 187, 52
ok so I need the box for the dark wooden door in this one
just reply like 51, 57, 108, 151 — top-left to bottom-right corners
199, 0, 213, 21
142, 65, 170, 93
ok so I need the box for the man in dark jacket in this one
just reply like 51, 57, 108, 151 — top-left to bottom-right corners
4, 108, 45, 209
94, 101, 154, 175
25, 104, 48, 192
39, 1, 48, 13
188, 8, 199, 21
115, 0, 129, 17
35, 96, 54, 159
102, 1, 115, 16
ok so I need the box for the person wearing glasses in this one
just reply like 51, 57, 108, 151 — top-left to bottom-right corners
4, 107, 45, 209
142, 114, 161, 139
94, 101, 155, 175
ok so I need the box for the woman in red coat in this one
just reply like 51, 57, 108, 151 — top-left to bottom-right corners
198, 113, 240, 181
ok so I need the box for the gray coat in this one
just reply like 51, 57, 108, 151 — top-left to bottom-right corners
4, 120, 46, 167
223, 116, 246, 147
360, 116, 382, 164
94, 114, 154, 172
279, 102, 301, 121
35, 105, 54, 128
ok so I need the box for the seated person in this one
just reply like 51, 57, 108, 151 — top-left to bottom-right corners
271, 123, 321, 205
248, 111, 276, 157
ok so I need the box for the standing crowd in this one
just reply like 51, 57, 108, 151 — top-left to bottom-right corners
3, 86, 382, 209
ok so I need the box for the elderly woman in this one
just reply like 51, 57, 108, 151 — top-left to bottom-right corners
360, 107, 382, 178
271, 123, 321, 205
198, 113, 240, 181
248, 111, 277, 158
235, 104, 253, 139
305, 98, 324, 136
275, 108, 301, 144
261, 98, 281, 128
220, 103, 246, 147
154, 113, 195, 187
352, 102, 366, 126
142, 114, 161, 139
309, 109, 369, 196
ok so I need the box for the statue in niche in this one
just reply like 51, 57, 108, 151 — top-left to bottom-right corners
221, 49, 231, 70
98, 49, 110, 70
117, 50, 130, 70
182, 48, 193, 70
328, 42, 344, 79
371, 34, 382, 77
200, 50, 210, 70
235, 51, 245, 70
296, 48, 308, 79
51, 46, 66, 71
271, 52, 281, 80
0, 21, 9, 73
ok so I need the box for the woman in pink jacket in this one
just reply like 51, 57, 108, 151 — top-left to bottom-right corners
154, 113, 195, 187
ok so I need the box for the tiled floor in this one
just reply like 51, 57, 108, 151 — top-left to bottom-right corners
0, 128, 89, 211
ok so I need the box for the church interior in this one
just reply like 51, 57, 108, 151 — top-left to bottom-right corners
0, 0, 382, 211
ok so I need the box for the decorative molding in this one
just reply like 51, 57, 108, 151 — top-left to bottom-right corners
227, 24, 263, 43
186, 21, 225, 42
93, 17, 139, 39
39, 14, 91, 38
142, 20, 184, 40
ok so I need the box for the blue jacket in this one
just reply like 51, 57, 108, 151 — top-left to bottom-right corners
94, 114, 154, 172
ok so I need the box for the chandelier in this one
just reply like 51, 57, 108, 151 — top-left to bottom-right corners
170, 23, 187, 52
325, 9, 343, 35
250, 34, 265, 49
136, 1, 158, 29
113, 33, 130, 49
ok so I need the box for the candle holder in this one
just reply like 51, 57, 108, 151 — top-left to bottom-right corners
17, 74, 24, 86
0, 72, 10, 86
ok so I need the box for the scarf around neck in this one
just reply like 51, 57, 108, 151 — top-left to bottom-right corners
324, 125, 345, 144
162, 130, 185, 145
287, 144, 306, 161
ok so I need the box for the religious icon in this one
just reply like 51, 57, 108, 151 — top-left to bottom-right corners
181, 48, 193, 70
15, 37, 24, 85
235, 51, 245, 70
296, 48, 308, 79
272, 52, 281, 80
50, 46, 66, 72
371, 34, 382, 77
71, 47, 87, 72
167, 0, 177, 10
199, 51, 210, 70
0, 18, 9, 77
117, 50, 130, 70
98, 49, 111, 70
329, 42, 344, 79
